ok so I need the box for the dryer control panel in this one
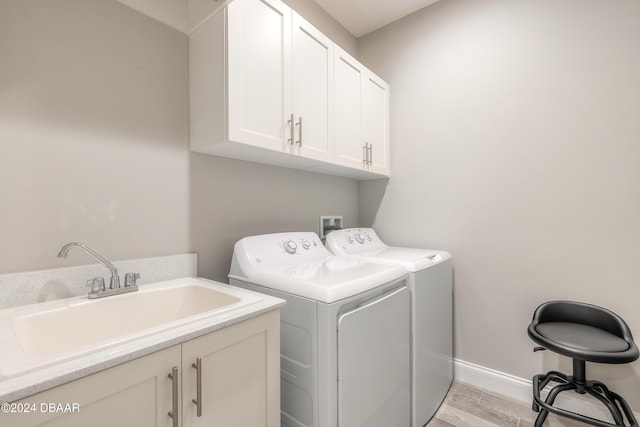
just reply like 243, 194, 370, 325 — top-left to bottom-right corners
236, 232, 330, 267
278, 235, 320, 256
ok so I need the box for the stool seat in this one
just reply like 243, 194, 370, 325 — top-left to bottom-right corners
531, 322, 632, 361
527, 301, 639, 364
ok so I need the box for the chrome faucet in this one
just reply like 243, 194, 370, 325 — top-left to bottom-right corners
57, 242, 140, 299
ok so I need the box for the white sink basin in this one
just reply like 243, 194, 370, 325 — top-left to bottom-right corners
13, 284, 240, 357
0, 278, 265, 379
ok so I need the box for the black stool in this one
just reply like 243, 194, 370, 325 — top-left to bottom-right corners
528, 300, 639, 427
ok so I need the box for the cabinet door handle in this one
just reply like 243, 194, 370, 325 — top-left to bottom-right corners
192, 357, 202, 417
168, 367, 178, 427
295, 116, 302, 147
287, 114, 294, 146
363, 143, 372, 166
363, 143, 368, 167
368, 144, 373, 165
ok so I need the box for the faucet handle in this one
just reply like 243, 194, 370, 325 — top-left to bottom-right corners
124, 272, 140, 288
86, 277, 105, 294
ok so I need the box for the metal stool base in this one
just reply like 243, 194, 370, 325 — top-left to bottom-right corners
532, 365, 637, 427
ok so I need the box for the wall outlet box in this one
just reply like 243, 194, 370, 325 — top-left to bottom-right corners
320, 216, 343, 241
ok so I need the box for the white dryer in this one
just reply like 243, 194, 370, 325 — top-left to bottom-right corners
228, 232, 410, 427
325, 228, 453, 427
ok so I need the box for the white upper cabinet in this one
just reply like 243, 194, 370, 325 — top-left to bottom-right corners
190, 0, 390, 179
227, 0, 292, 152
333, 46, 390, 176
362, 71, 390, 175
291, 14, 333, 163
333, 46, 365, 170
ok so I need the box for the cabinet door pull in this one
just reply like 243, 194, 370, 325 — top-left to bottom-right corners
368, 143, 373, 165
287, 114, 295, 146
168, 367, 178, 427
192, 357, 203, 417
363, 144, 368, 167
296, 116, 302, 147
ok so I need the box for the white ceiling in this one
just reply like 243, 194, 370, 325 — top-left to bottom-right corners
311, 0, 441, 38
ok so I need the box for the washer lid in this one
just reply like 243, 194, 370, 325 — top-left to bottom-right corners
229, 232, 407, 303
352, 247, 451, 272
325, 228, 451, 272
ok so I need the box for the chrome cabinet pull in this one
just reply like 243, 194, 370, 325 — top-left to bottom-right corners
295, 116, 302, 147
363, 144, 368, 166
168, 367, 178, 427
363, 143, 372, 166
192, 357, 202, 417
287, 114, 294, 146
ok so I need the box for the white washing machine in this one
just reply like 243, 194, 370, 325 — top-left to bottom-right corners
228, 232, 410, 427
325, 228, 453, 427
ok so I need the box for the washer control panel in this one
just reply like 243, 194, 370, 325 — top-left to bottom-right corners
325, 228, 387, 254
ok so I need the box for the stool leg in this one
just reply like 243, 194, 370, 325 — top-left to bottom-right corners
532, 375, 541, 412
532, 372, 570, 414
587, 383, 625, 425
534, 383, 575, 427
610, 390, 639, 427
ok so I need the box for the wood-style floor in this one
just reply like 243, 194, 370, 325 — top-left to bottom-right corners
427, 382, 586, 427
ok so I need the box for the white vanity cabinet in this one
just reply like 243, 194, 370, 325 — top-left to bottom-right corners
6, 311, 280, 427
190, 0, 390, 179
6, 345, 180, 427
181, 310, 280, 427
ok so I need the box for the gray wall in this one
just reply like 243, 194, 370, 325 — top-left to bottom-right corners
0, 0, 359, 281
0, 0, 190, 273
191, 154, 358, 282
358, 0, 640, 407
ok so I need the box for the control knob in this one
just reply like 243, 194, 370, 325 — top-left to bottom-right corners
302, 240, 311, 250
284, 240, 297, 254
346, 235, 355, 244
355, 233, 366, 244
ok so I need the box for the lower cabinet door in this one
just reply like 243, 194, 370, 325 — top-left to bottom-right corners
181, 311, 280, 427
4, 345, 181, 427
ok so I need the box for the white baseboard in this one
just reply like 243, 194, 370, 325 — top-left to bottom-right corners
453, 358, 640, 422
454, 358, 533, 403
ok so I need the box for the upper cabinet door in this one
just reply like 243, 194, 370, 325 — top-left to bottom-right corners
227, 0, 292, 151
362, 72, 390, 175
291, 14, 333, 162
333, 46, 364, 170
